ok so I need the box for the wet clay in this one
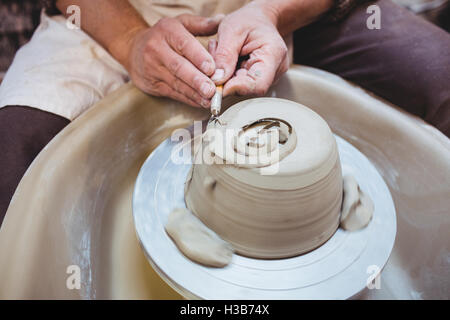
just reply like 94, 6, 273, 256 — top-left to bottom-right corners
165, 208, 234, 268
184, 98, 343, 259
340, 175, 374, 231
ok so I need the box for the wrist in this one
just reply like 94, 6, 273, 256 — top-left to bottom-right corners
108, 25, 147, 71
253, 0, 334, 35
250, 0, 280, 28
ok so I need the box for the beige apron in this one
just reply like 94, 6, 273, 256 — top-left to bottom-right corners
131, 0, 251, 26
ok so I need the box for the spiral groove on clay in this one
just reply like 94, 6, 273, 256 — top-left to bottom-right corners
200, 117, 297, 169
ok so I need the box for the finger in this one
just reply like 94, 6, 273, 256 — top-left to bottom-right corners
164, 21, 216, 76
208, 38, 218, 57
223, 69, 255, 96
161, 45, 216, 99
223, 58, 276, 97
156, 81, 204, 108
156, 64, 211, 108
177, 14, 224, 36
235, 68, 248, 77
211, 23, 247, 84
224, 43, 287, 96
244, 58, 277, 95
240, 56, 259, 71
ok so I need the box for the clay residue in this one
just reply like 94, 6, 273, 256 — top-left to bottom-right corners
165, 208, 233, 268
340, 175, 374, 231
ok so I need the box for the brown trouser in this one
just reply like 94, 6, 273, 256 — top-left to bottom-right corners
1, 0, 449, 225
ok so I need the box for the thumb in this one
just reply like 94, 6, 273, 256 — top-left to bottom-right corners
211, 24, 246, 85
176, 14, 224, 36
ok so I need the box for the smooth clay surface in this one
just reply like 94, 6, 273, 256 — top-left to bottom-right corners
185, 98, 343, 259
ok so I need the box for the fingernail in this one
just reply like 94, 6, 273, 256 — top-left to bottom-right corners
200, 99, 210, 108
201, 82, 214, 97
201, 61, 213, 74
211, 69, 224, 82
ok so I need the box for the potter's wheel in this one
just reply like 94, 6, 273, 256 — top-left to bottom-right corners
133, 121, 397, 300
2, 67, 447, 299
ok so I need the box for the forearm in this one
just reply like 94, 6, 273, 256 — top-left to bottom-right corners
254, 0, 334, 36
56, 0, 148, 69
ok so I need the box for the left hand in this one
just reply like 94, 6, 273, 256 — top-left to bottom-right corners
209, 2, 289, 97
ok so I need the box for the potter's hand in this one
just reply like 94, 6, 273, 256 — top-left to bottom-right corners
210, 2, 289, 97
127, 14, 222, 108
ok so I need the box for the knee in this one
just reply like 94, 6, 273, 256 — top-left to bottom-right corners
410, 44, 450, 137
0, 105, 70, 171
425, 96, 450, 138
0, 106, 70, 225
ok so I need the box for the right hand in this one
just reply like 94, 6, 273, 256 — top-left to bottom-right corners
208, 3, 289, 98
126, 14, 222, 108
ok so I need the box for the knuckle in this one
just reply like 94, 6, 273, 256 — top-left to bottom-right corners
153, 81, 167, 95
175, 36, 189, 53
173, 78, 182, 93
168, 59, 183, 75
156, 17, 173, 30
215, 47, 234, 61
192, 75, 204, 90
193, 92, 203, 102
175, 13, 190, 22
148, 78, 160, 88
190, 92, 202, 104
219, 20, 238, 34
143, 41, 157, 56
